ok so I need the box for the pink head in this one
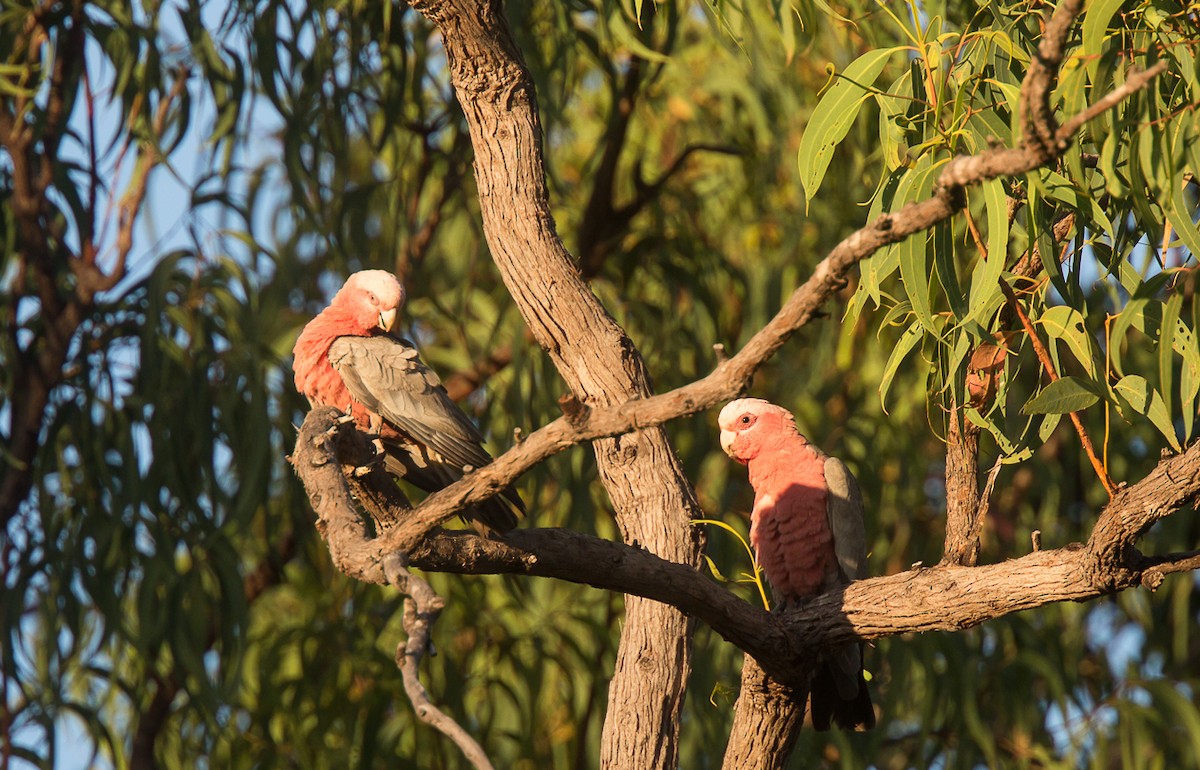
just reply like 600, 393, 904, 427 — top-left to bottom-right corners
718, 398, 805, 464
331, 270, 405, 334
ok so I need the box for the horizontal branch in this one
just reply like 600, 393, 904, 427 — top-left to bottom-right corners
293, 408, 1200, 686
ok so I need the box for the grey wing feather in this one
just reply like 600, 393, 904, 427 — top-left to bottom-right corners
328, 335, 493, 473
824, 456, 868, 582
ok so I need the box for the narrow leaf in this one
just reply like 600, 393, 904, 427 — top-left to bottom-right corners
798, 46, 902, 206
1039, 305, 1098, 377
880, 321, 923, 410
1021, 376, 1104, 415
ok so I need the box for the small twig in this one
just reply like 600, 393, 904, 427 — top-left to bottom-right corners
973, 458, 1003, 546
1053, 62, 1170, 147
1137, 549, 1200, 579
1031, 530, 1042, 552
999, 280, 1117, 498
383, 553, 497, 770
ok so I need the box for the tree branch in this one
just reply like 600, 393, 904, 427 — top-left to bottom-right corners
366, 44, 1170, 554
292, 408, 1200, 686
1000, 278, 1117, 497
383, 554, 496, 770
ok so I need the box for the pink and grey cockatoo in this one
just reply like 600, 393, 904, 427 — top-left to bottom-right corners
718, 397, 874, 731
292, 270, 524, 532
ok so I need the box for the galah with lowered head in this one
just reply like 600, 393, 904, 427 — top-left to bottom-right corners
718, 397, 874, 731
292, 270, 524, 533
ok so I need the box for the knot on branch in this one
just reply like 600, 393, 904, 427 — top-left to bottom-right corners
558, 392, 591, 428
1084, 541, 1142, 595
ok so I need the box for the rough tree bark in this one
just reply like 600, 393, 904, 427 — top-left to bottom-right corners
406, 1, 704, 766
293, 409, 1200, 702
720, 659, 805, 770
285, 0, 1188, 767
943, 408, 983, 566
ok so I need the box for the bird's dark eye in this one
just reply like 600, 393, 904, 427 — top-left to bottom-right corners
367, 292, 379, 305
739, 414, 755, 426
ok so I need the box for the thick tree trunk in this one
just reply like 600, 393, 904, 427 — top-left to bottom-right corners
409, 1, 704, 765
722, 656, 805, 770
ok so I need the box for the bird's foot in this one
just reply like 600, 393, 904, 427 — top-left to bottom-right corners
324, 412, 357, 439
349, 438, 387, 477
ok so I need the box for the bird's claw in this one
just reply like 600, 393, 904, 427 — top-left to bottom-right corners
324, 413, 356, 438
350, 437, 387, 477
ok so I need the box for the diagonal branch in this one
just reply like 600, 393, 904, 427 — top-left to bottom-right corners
368, 46, 1171, 554
1000, 278, 1117, 497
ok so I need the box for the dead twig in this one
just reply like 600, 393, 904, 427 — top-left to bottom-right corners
383, 554, 497, 770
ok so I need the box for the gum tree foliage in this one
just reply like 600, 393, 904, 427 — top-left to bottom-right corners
2, 0, 1198, 768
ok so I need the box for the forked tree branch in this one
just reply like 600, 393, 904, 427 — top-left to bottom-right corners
290, 2, 1183, 766
372, 1, 1169, 555
383, 554, 497, 770
292, 408, 1200, 687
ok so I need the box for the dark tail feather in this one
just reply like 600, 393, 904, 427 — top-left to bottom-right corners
382, 441, 524, 534
469, 486, 523, 534
809, 659, 875, 731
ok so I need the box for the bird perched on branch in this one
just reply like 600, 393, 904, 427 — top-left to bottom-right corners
292, 269, 524, 533
718, 397, 874, 731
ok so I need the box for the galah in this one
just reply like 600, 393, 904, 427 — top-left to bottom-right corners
292, 270, 524, 533
718, 397, 874, 731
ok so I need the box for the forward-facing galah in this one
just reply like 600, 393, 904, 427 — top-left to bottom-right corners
718, 397, 874, 731
292, 270, 524, 532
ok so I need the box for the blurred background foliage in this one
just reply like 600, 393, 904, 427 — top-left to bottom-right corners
2, 0, 1198, 768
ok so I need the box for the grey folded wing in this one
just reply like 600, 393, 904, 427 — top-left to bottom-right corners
328, 335, 494, 473
824, 456, 867, 583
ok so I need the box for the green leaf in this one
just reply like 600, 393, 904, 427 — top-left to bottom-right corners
798, 46, 902, 207
1164, 125, 1200, 257
1160, 290, 1182, 423
1112, 375, 1182, 450
702, 555, 728, 582
1038, 305, 1098, 377
1110, 297, 1147, 378
966, 408, 1035, 463
895, 157, 943, 336
880, 320, 923, 410
1021, 376, 1104, 415
965, 178, 1008, 324
1081, 0, 1125, 80
1028, 187, 1072, 300
934, 222, 966, 321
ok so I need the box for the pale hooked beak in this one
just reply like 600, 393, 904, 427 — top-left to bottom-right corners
719, 429, 737, 459
378, 307, 397, 332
